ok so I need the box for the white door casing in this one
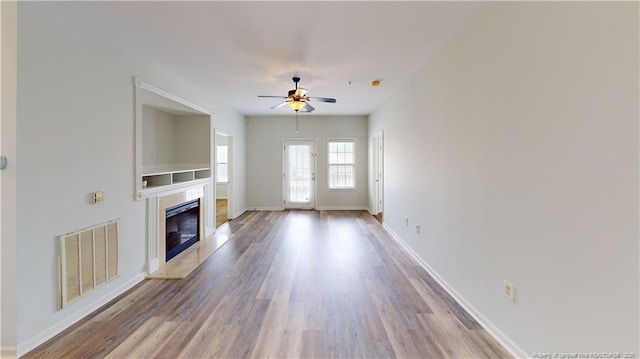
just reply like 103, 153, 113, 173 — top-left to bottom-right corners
372, 131, 384, 215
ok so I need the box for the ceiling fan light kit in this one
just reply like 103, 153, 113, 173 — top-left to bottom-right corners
287, 101, 306, 111
258, 76, 337, 114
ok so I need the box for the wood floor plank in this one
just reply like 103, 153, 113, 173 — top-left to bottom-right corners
249, 299, 295, 358
414, 265, 483, 330
107, 319, 179, 359
300, 329, 326, 358
178, 325, 240, 359
301, 287, 325, 331
220, 298, 271, 358
176, 295, 243, 359
408, 328, 448, 358
280, 302, 305, 358
470, 330, 515, 358
24, 210, 512, 359
365, 277, 423, 359
215, 198, 228, 228
322, 293, 366, 358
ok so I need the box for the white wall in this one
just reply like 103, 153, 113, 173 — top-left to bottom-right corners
1, 1, 18, 356
142, 107, 175, 166
174, 115, 210, 165
369, 2, 638, 355
142, 108, 211, 166
247, 115, 368, 210
15, 2, 246, 354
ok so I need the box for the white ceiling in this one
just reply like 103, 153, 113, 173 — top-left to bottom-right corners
64, 1, 482, 116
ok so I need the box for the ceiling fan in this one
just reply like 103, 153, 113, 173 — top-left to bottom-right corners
258, 76, 337, 113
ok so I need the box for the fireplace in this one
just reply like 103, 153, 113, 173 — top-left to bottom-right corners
165, 199, 200, 261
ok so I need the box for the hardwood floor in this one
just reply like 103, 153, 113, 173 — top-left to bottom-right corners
24, 211, 511, 359
374, 212, 383, 223
216, 199, 228, 228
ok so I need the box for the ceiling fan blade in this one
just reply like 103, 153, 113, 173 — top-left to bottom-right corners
258, 95, 287, 99
300, 103, 315, 112
270, 101, 289, 110
308, 97, 337, 103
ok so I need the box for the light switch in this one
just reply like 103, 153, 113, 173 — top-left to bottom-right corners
93, 191, 104, 204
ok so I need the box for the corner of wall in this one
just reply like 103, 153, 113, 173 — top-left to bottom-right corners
381, 223, 528, 358
230, 208, 247, 219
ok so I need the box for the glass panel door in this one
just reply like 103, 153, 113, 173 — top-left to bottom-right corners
284, 140, 315, 209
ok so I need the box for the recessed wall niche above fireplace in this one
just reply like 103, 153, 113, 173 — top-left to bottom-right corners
134, 77, 213, 201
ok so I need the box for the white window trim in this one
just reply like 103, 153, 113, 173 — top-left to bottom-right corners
327, 138, 356, 191
216, 144, 229, 184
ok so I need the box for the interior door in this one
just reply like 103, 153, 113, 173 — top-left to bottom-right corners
372, 132, 384, 216
283, 140, 316, 209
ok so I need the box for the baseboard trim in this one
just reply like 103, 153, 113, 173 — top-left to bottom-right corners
148, 258, 160, 274
315, 206, 368, 211
17, 273, 146, 357
1, 346, 17, 359
215, 196, 228, 200
240, 206, 369, 212
205, 225, 216, 237
230, 208, 247, 219
381, 223, 528, 359
246, 207, 284, 211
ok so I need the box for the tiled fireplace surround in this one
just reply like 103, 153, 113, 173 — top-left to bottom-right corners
147, 186, 205, 274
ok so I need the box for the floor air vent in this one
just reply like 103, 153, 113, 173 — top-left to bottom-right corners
58, 219, 119, 309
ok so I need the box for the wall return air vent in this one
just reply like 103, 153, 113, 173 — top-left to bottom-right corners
58, 219, 119, 309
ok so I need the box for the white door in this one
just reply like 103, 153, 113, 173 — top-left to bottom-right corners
283, 140, 316, 209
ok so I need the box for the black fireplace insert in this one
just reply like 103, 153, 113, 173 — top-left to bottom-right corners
165, 199, 200, 262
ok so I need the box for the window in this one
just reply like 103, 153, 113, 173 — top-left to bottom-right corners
328, 139, 355, 189
216, 145, 228, 183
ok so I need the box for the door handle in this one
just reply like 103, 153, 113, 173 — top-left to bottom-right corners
312, 173, 315, 181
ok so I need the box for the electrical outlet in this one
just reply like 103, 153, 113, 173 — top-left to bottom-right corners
416, 224, 420, 234
503, 281, 515, 302
405, 217, 409, 226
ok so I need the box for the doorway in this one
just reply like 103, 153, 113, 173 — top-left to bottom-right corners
371, 131, 384, 222
283, 139, 316, 209
215, 132, 232, 227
